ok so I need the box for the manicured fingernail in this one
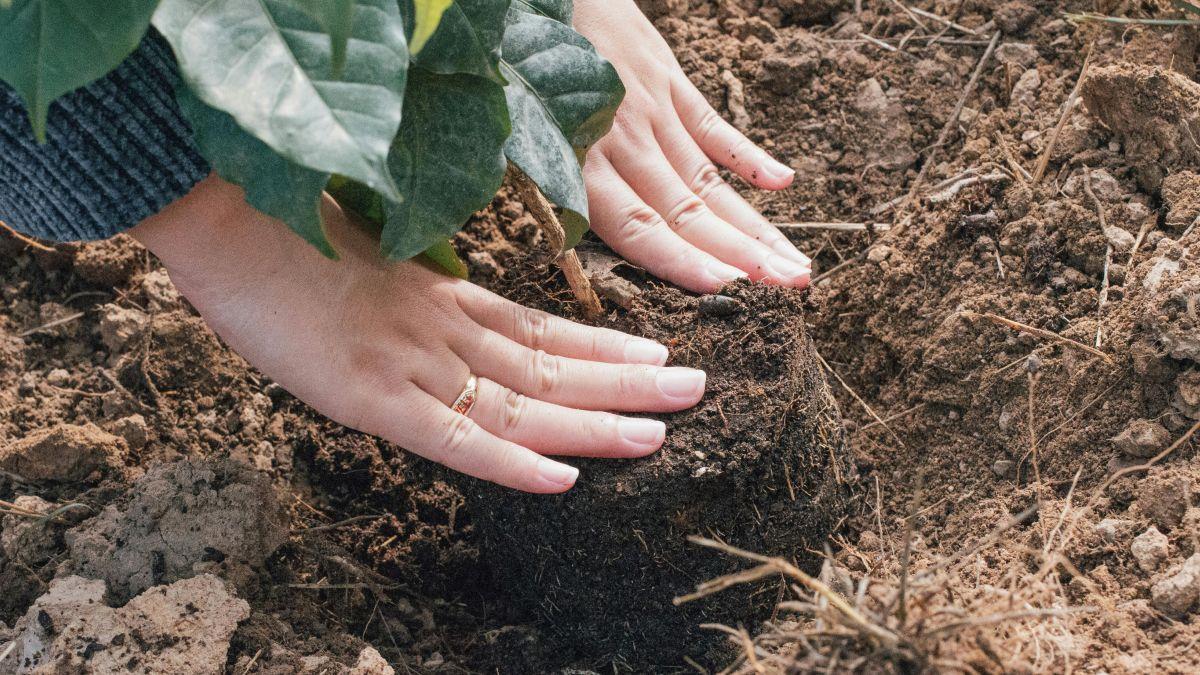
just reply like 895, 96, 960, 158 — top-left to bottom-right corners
773, 238, 811, 266
625, 339, 668, 365
618, 417, 666, 448
760, 158, 795, 182
656, 368, 707, 400
537, 458, 579, 487
707, 261, 747, 284
764, 254, 810, 281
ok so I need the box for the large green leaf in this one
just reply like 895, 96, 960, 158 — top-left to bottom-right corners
420, 239, 469, 278
512, 0, 571, 22
410, 0, 454, 55
500, 8, 623, 247
0, 0, 159, 141
176, 87, 336, 258
382, 70, 509, 260
411, 0, 509, 81
153, 0, 408, 202
294, 0, 355, 73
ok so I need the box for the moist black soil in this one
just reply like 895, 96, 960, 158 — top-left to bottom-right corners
462, 280, 854, 668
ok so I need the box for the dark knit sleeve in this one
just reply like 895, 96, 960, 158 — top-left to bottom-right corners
0, 30, 210, 242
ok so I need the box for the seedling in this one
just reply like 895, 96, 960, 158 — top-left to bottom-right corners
0, 0, 624, 305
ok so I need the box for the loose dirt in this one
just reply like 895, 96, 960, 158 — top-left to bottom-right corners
2, 0, 1200, 673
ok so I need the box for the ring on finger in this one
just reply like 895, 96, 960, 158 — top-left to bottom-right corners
451, 375, 479, 416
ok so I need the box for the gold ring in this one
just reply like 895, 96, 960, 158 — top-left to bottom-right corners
451, 375, 478, 416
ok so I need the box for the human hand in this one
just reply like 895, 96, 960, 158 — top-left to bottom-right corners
130, 175, 706, 493
574, 0, 810, 293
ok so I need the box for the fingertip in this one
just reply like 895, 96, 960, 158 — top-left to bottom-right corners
617, 417, 666, 455
748, 158, 795, 191
533, 457, 579, 493
624, 338, 670, 366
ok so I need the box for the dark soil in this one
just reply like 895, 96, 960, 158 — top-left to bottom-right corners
463, 281, 853, 668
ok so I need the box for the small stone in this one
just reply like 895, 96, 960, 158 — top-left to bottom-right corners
1136, 474, 1191, 531
698, 295, 743, 318
1131, 526, 1170, 573
995, 42, 1038, 68
1104, 225, 1136, 252
991, 459, 1015, 478
1063, 168, 1123, 201
1112, 419, 1171, 459
98, 304, 149, 353
140, 269, 181, 311
1010, 68, 1041, 110
1174, 371, 1200, 420
1025, 353, 1043, 373
45, 369, 70, 387
1094, 518, 1132, 544
866, 245, 893, 263
1152, 553, 1200, 617
109, 414, 149, 451
994, 0, 1037, 34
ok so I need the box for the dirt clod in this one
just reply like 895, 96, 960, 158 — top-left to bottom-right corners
1112, 419, 1172, 459
0, 423, 124, 483
65, 460, 289, 602
1152, 554, 1200, 618
1131, 526, 1170, 573
0, 574, 248, 674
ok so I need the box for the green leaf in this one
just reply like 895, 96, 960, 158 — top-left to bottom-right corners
410, 0, 454, 55
420, 239, 469, 278
327, 175, 386, 231
293, 0, 355, 73
176, 86, 337, 258
500, 8, 623, 247
512, 0, 571, 23
411, 0, 509, 81
153, 0, 408, 202
1175, 0, 1200, 15
382, 70, 509, 260
0, 0, 159, 141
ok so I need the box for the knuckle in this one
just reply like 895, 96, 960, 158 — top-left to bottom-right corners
665, 195, 709, 233
527, 349, 561, 396
500, 388, 529, 433
691, 164, 726, 201
695, 107, 723, 141
617, 365, 650, 399
516, 307, 553, 350
438, 414, 477, 461
617, 205, 667, 243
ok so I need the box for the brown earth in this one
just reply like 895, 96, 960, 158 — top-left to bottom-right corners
3, 0, 1200, 673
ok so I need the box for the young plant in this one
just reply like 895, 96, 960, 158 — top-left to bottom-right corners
0, 0, 624, 288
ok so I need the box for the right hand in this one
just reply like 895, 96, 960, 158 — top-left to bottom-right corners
129, 175, 706, 493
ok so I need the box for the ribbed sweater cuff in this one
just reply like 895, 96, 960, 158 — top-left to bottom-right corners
0, 30, 210, 243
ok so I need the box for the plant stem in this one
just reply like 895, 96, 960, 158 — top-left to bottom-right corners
507, 167, 604, 318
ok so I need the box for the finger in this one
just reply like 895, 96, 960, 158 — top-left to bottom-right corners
655, 120, 811, 269
606, 137, 809, 286
458, 328, 706, 412
457, 286, 668, 365
381, 386, 580, 494
470, 377, 665, 458
670, 73, 794, 190
585, 152, 746, 294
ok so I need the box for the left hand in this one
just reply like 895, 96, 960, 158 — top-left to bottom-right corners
575, 0, 811, 293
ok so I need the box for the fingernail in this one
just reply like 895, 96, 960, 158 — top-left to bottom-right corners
707, 261, 747, 285
760, 158, 795, 182
764, 254, 810, 281
656, 368, 707, 400
772, 238, 811, 266
537, 458, 579, 487
618, 417, 666, 448
625, 339, 669, 365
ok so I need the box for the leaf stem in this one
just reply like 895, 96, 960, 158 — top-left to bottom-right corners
507, 166, 604, 318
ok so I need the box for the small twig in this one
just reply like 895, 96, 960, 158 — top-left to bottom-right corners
0, 220, 56, 252
855, 402, 926, 433
1064, 11, 1200, 26
816, 351, 905, 448
1032, 43, 1094, 183
1082, 168, 1112, 347
287, 582, 403, 591
1126, 214, 1156, 271
958, 311, 1113, 363
909, 6, 981, 34
774, 222, 892, 232
903, 32, 1001, 211
677, 537, 904, 649
925, 607, 1096, 638
294, 514, 384, 535
858, 32, 899, 52
18, 311, 85, 338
